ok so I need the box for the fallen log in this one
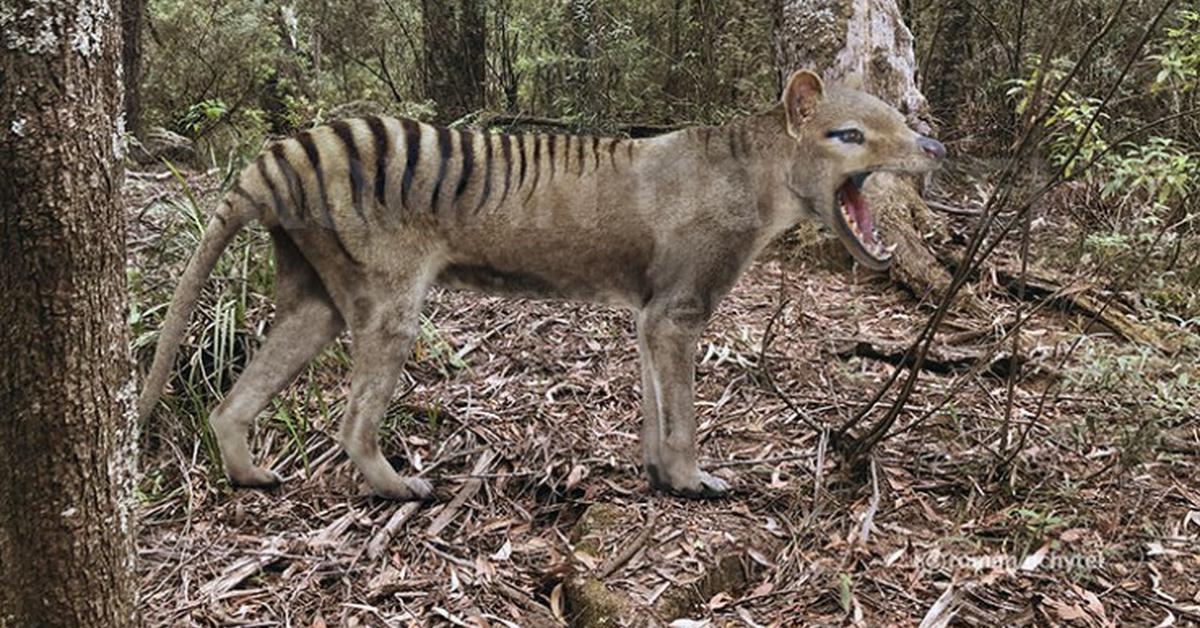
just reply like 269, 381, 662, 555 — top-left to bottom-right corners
834, 336, 1019, 377
991, 260, 1172, 352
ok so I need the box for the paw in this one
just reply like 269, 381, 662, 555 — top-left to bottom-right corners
647, 464, 732, 499
228, 466, 283, 489
371, 475, 434, 501
691, 471, 731, 497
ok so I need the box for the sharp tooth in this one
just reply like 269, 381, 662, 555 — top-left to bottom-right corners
885, 243, 898, 254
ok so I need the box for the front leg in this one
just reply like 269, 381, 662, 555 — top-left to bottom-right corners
636, 299, 731, 498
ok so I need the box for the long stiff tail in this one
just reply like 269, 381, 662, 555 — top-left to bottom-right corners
136, 194, 255, 420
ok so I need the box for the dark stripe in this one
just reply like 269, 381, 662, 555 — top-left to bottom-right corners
499, 133, 513, 203
232, 184, 258, 208
727, 127, 740, 159
255, 156, 289, 220
365, 116, 389, 209
575, 135, 585, 175
431, 126, 453, 212
516, 134, 528, 189
592, 136, 601, 170
529, 135, 542, 196
454, 129, 475, 202
298, 130, 360, 265
270, 143, 307, 219
330, 120, 365, 220
546, 134, 556, 180
608, 139, 620, 167
401, 119, 421, 209
563, 135, 571, 174
476, 132, 493, 212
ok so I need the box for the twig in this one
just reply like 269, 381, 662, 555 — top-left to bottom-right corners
758, 269, 821, 431
995, 209, 1181, 472
596, 510, 658, 579
707, 453, 815, 471
858, 458, 881, 543
426, 449, 497, 537
198, 540, 286, 599
493, 581, 564, 626
804, 429, 830, 529
837, 0, 1173, 460
926, 199, 982, 216
366, 502, 422, 560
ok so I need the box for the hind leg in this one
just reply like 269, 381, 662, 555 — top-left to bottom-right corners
339, 285, 433, 500
210, 231, 344, 487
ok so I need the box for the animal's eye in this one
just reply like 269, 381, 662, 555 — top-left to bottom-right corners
827, 129, 865, 144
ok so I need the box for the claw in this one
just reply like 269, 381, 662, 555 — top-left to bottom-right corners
659, 470, 732, 500
229, 466, 283, 490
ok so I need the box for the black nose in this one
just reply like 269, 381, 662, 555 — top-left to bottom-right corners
918, 136, 946, 161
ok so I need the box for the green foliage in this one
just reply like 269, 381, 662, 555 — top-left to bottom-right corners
143, 0, 284, 153
1103, 137, 1197, 210
139, 0, 777, 158
1150, 9, 1200, 91
1066, 342, 1200, 463
998, 8, 1200, 324
177, 98, 231, 134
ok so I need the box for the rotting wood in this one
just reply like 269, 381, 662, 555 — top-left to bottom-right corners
991, 260, 1172, 352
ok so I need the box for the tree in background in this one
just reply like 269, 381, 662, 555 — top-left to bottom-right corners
122, 0, 146, 137
0, 1, 139, 626
776, 0, 955, 299
422, 0, 487, 123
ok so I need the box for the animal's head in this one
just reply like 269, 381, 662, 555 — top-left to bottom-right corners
780, 70, 946, 271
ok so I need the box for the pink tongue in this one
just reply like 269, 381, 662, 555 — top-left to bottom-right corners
843, 184, 877, 246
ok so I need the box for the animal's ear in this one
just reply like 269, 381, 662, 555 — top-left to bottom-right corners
782, 69, 825, 137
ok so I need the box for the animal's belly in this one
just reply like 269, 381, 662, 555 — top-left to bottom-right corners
435, 261, 643, 308
436, 263, 560, 298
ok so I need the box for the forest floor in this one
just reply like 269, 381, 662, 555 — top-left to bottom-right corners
128, 168, 1200, 627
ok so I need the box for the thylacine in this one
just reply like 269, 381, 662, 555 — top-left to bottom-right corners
138, 70, 945, 500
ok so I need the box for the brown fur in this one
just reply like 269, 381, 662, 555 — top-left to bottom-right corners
138, 71, 944, 499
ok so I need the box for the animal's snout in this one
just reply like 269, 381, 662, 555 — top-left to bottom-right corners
918, 136, 946, 161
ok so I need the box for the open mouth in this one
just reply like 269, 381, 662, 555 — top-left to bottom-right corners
835, 172, 895, 271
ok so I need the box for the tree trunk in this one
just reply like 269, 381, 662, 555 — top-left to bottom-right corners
923, 0, 973, 130
0, 2, 139, 627
775, 0, 953, 300
421, 0, 487, 123
121, 0, 145, 138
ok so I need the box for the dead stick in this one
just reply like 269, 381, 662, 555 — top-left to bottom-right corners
366, 502, 422, 560
426, 449, 496, 536
596, 510, 658, 579
493, 581, 564, 625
